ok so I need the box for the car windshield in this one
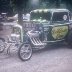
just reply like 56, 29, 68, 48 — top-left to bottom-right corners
30, 11, 51, 21
52, 12, 69, 22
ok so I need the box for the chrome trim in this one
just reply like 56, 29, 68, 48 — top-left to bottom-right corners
43, 39, 65, 43
46, 23, 70, 27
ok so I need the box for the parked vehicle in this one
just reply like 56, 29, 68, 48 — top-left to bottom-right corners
0, 22, 12, 53
0, 9, 72, 61
0, 22, 32, 60
18, 9, 72, 61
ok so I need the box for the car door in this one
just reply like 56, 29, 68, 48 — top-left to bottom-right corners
51, 23, 69, 40
50, 11, 69, 41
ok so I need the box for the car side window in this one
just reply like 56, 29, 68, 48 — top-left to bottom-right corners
52, 12, 69, 22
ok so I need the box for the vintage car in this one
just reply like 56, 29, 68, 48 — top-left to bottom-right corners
18, 9, 72, 61
0, 9, 72, 61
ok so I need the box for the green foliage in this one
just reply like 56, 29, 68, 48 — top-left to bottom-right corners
10, 0, 28, 24
62, 0, 72, 10
10, 0, 28, 11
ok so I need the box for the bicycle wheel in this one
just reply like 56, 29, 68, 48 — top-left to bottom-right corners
0, 38, 5, 53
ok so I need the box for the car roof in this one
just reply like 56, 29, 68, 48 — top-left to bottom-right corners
30, 9, 69, 13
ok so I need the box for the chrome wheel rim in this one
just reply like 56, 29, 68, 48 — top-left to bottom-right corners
20, 44, 32, 60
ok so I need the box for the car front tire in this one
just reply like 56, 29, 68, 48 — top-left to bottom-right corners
18, 43, 32, 61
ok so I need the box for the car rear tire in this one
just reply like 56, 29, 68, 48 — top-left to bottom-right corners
18, 43, 32, 61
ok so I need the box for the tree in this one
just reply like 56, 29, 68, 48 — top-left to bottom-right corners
55, 0, 60, 8
11, 0, 28, 25
0, 0, 13, 16
62, 0, 72, 11
49, 0, 60, 8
